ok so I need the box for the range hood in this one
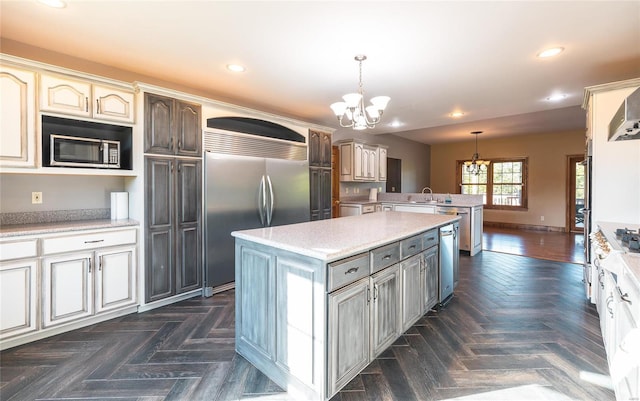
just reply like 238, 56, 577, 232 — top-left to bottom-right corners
609, 87, 640, 141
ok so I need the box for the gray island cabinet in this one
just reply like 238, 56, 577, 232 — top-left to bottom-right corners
232, 212, 460, 400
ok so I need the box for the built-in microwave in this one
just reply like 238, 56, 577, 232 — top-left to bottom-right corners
50, 134, 120, 168
41, 115, 132, 170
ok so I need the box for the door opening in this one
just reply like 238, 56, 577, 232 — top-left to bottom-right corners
386, 158, 402, 193
567, 155, 585, 233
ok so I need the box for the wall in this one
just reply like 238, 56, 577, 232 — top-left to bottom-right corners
332, 130, 431, 197
0, 174, 125, 213
430, 130, 585, 229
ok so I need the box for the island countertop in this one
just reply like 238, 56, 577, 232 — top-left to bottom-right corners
232, 211, 459, 262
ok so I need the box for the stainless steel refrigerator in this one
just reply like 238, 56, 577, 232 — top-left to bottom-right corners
204, 127, 310, 291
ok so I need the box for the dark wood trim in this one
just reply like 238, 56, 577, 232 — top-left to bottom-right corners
484, 220, 567, 232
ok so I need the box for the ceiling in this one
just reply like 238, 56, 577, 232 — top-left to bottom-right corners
1, 1, 639, 144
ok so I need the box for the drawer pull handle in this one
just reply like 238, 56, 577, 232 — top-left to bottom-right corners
84, 239, 105, 244
617, 287, 632, 304
383, 255, 392, 260
409, 245, 416, 250
345, 267, 359, 275
427, 237, 435, 241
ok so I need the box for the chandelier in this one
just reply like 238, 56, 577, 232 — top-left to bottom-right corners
464, 131, 490, 175
329, 55, 390, 130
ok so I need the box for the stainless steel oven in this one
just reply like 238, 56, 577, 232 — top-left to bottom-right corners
50, 134, 120, 168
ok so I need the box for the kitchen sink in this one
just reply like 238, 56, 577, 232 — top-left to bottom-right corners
409, 200, 438, 204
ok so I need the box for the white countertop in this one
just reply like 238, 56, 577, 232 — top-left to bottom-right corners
596, 221, 640, 290
232, 211, 460, 262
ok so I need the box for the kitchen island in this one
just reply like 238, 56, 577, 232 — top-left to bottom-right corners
232, 212, 460, 400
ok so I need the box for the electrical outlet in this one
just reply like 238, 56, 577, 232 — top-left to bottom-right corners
32, 192, 42, 204
540, 215, 545, 221
345, 187, 350, 194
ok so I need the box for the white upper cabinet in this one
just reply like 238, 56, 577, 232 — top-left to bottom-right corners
0, 65, 37, 168
338, 140, 384, 182
40, 73, 134, 123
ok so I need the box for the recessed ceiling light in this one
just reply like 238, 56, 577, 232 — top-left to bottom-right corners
537, 47, 564, 58
450, 111, 465, 118
37, 0, 66, 8
546, 93, 568, 102
226, 64, 246, 73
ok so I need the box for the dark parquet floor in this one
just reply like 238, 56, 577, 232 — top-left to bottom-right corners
1, 252, 613, 400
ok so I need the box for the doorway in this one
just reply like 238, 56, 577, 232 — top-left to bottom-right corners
386, 157, 401, 193
567, 154, 585, 233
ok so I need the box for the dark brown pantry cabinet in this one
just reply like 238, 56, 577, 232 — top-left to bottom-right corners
144, 92, 203, 303
144, 93, 202, 157
309, 130, 332, 221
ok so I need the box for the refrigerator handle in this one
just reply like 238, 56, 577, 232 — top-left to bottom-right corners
259, 175, 266, 226
266, 175, 274, 226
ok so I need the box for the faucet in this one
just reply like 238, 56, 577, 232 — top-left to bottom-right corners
421, 187, 433, 201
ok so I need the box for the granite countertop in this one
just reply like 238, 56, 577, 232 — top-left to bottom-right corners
0, 219, 140, 239
340, 198, 483, 208
232, 211, 460, 262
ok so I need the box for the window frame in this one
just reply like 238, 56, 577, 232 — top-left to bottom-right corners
456, 157, 529, 211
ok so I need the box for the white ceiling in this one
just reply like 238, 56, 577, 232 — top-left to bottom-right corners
1, 1, 639, 144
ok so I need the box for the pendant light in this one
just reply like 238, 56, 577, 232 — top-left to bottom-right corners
329, 55, 390, 130
464, 131, 490, 175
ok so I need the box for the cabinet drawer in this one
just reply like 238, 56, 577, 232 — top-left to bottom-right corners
328, 253, 369, 292
362, 205, 375, 214
370, 242, 400, 273
0, 239, 38, 261
42, 229, 137, 255
422, 229, 439, 250
400, 234, 423, 259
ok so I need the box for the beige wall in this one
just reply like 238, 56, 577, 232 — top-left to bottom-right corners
430, 130, 585, 229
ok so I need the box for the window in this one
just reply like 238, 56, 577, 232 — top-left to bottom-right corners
457, 158, 528, 210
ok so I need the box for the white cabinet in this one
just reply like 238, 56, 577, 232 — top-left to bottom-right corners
42, 252, 93, 327
378, 146, 388, 182
40, 73, 134, 123
338, 140, 383, 182
0, 65, 37, 168
393, 204, 436, 214
95, 248, 137, 313
472, 206, 483, 256
0, 259, 38, 338
370, 264, 400, 358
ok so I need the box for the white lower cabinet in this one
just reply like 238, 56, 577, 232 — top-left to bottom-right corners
0, 227, 138, 350
0, 259, 38, 338
42, 252, 93, 327
95, 247, 137, 313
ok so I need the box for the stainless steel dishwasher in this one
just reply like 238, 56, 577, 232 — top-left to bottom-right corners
439, 224, 455, 304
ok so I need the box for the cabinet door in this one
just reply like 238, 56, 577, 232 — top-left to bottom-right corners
42, 252, 93, 327
175, 159, 202, 293
458, 209, 471, 251
370, 264, 400, 359
0, 66, 36, 167
378, 147, 387, 181
93, 85, 134, 123
328, 278, 370, 397
309, 167, 321, 221
175, 100, 202, 157
339, 142, 354, 181
365, 146, 377, 180
401, 254, 423, 331
0, 259, 37, 338
353, 143, 365, 180
320, 168, 332, 219
39, 74, 91, 117
320, 131, 332, 168
472, 206, 483, 255
95, 247, 136, 313
145, 157, 174, 301
144, 93, 174, 155
423, 246, 439, 312
309, 130, 321, 167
